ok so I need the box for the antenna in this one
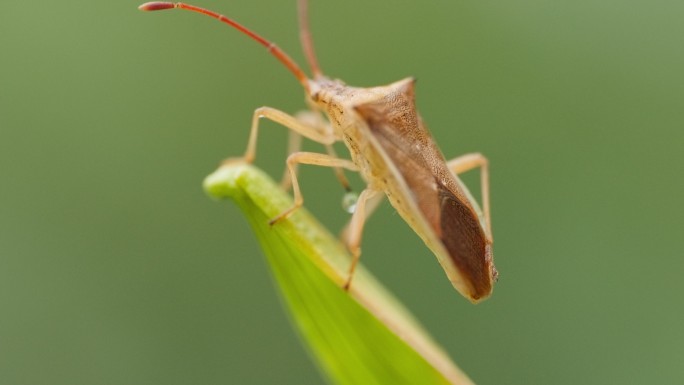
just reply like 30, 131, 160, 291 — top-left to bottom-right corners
297, 0, 322, 79
139, 2, 311, 89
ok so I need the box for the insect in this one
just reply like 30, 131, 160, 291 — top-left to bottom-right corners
139, 1, 498, 302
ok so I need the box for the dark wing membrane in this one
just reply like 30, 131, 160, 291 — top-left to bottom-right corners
354, 79, 494, 300
437, 181, 493, 300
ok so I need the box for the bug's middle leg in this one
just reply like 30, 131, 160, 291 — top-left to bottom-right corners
278, 111, 352, 193
268, 152, 358, 225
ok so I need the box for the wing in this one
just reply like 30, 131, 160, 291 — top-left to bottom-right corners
353, 78, 496, 302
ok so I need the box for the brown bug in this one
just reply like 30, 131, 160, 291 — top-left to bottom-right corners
139, 0, 498, 302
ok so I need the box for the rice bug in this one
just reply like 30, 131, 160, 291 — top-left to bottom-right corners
139, 1, 498, 302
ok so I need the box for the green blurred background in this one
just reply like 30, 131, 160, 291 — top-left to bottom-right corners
1, 0, 683, 384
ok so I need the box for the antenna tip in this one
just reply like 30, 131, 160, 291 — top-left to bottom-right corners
138, 2, 176, 11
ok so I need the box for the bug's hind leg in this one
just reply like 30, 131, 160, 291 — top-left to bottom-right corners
447, 152, 492, 242
341, 187, 382, 291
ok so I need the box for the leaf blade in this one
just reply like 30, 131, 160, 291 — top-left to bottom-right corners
204, 162, 474, 385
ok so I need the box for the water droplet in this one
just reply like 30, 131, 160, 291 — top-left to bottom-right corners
342, 191, 358, 213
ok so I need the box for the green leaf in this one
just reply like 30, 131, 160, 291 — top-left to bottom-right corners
204, 162, 474, 385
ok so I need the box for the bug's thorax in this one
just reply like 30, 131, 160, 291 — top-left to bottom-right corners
307, 76, 420, 181
308, 77, 379, 127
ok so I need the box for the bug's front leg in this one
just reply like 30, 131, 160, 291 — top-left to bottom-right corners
447, 152, 492, 242
268, 152, 358, 225
222, 106, 335, 167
